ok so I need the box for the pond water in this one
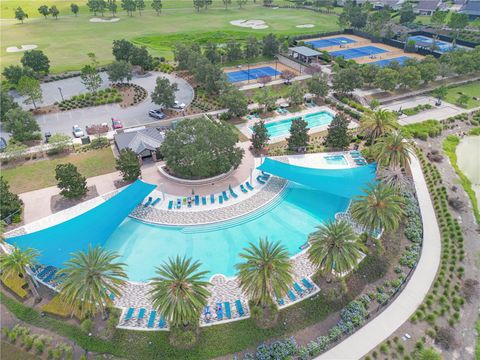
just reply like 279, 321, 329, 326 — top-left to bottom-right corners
456, 135, 480, 206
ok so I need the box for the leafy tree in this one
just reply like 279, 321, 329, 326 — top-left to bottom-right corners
338, 0, 368, 28
70, 3, 79, 16
308, 219, 365, 277
280, 69, 296, 84
251, 120, 270, 151
3, 109, 40, 142
151, 77, 178, 109
287, 82, 305, 105
80, 65, 102, 93
97, 0, 107, 15
151, 0, 162, 14
333, 67, 362, 95
2, 65, 35, 86
0, 177, 23, 220
351, 182, 406, 234
360, 64, 378, 86
193, 0, 205, 12
116, 148, 141, 181
360, 109, 398, 143
121, 0, 136, 16
374, 68, 399, 91
17, 76, 43, 109
107, 0, 117, 16
205, 0, 213, 9
223, 0, 232, 8
373, 131, 413, 170
430, 10, 448, 50
220, 89, 248, 117
236, 239, 293, 308
55, 163, 88, 199
21, 50, 50, 74
0, 88, 19, 119
204, 43, 220, 64
130, 46, 154, 71
112, 39, 135, 62
399, 66, 421, 89
50, 5, 59, 19
431, 85, 447, 101
456, 93, 470, 107
135, 0, 145, 15
149, 256, 210, 327
15, 7, 28, 23
38, 5, 50, 18
244, 36, 261, 59
257, 75, 272, 87
160, 117, 244, 178
58, 246, 127, 318
203, 65, 227, 94
0, 247, 40, 298
237, 0, 248, 8
366, 8, 391, 36
262, 34, 279, 57
418, 60, 439, 84
325, 114, 351, 149
226, 40, 243, 62
87, 0, 100, 15
307, 73, 329, 98
48, 133, 71, 153
399, 2, 415, 24
287, 118, 309, 151
448, 12, 468, 46
254, 87, 275, 113
106, 60, 133, 83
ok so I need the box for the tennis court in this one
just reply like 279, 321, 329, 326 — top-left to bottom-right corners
370, 56, 412, 67
226, 66, 281, 82
407, 35, 466, 53
305, 36, 357, 49
329, 46, 389, 59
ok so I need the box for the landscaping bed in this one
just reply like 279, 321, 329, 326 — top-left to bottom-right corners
58, 88, 122, 111
112, 83, 148, 107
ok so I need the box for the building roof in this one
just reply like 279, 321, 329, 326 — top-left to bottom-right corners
459, 0, 480, 15
114, 128, 165, 154
416, 0, 441, 11
289, 46, 322, 57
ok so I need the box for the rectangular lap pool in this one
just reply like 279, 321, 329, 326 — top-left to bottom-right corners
226, 66, 281, 83
305, 36, 357, 49
249, 111, 334, 138
329, 46, 388, 59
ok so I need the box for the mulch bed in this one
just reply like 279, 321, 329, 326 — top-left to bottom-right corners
50, 186, 99, 213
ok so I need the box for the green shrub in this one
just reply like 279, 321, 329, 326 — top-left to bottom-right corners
80, 318, 93, 334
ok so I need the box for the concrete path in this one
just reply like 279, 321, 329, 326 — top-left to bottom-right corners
317, 153, 441, 360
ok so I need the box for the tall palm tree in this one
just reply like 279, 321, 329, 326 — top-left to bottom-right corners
58, 246, 127, 318
308, 220, 366, 277
351, 182, 406, 234
0, 247, 40, 297
235, 238, 293, 307
148, 256, 210, 328
377, 167, 413, 194
373, 131, 414, 170
360, 109, 398, 143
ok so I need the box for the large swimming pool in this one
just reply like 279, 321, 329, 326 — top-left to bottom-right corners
104, 183, 349, 281
249, 111, 334, 138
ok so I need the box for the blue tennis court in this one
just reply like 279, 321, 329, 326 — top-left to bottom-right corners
226, 66, 281, 83
408, 35, 459, 53
370, 56, 412, 67
305, 36, 357, 49
329, 46, 389, 59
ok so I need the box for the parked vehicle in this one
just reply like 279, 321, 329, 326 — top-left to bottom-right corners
72, 125, 84, 138
148, 109, 166, 120
111, 118, 123, 129
172, 101, 186, 110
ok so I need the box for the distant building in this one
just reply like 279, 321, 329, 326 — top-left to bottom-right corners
288, 46, 322, 63
114, 128, 165, 159
459, 0, 480, 19
338, 0, 405, 10
415, 0, 442, 15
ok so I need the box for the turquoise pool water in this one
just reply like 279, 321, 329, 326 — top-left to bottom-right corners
104, 183, 349, 281
324, 155, 348, 165
250, 111, 334, 138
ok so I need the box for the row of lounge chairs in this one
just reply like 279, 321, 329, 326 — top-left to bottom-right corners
246, 113, 260, 120
276, 108, 289, 115
143, 196, 161, 207
30, 264, 65, 288
276, 278, 315, 306
203, 299, 246, 323
124, 307, 167, 329
350, 150, 367, 166
256, 171, 270, 185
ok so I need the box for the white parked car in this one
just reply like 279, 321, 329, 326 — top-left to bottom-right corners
72, 125, 84, 138
172, 101, 186, 110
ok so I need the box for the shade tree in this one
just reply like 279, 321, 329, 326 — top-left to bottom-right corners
287, 82, 305, 105
251, 120, 270, 151
70, 3, 79, 16
38, 5, 50, 18
17, 76, 43, 109
116, 149, 141, 181
21, 50, 50, 74
55, 163, 88, 199
306, 72, 329, 98
325, 114, 351, 149
0, 177, 23, 220
374, 68, 399, 91
3, 108, 40, 142
50, 5, 59, 19
2, 65, 36, 86
220, 88, 248, 117
287, 118, 309, 151
151, 0, 162, 14
106, 60, 133, 83
333, 66, 362, 95
15, 7, 28, 23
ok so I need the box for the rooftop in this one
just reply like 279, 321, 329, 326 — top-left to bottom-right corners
289, 46, 322, 57
114, 128, 165, 154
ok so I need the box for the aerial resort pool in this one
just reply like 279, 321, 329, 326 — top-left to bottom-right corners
250, 111, 334, 138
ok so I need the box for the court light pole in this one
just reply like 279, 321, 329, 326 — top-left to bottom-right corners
58, 87, 64, 101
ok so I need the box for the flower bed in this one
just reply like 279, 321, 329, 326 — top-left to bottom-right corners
401, 103, 433, 116
58, 88, 122, 111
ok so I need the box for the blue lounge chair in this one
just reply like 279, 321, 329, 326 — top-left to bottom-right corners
222, 191, 229, 201
256, 175, 266, 185
151, 197, 160, 206
144, 197, 153, 207
246, 182, 254, 191
168, 200, 173, 210
147, 310, 157, 328
239, 184, 248, 193
176, 199, 182, 209
261, 171, 270, 178
293, 282, 304, 295
219, 195, 223, 204
210, 194, 215, 204
235, 300, 245, 317
224, 302, 232, 319
37, 266, 55, 279
288, 290, 297, 302
229, 187, 238, 198
276, 295, 285, 306
302, 278, 314, 290
125, 307, 134, 321
138, 308, 146, 320
216, 303, 223, 320
187, 197, 192, 207
43, 269, 58, 283
158, 316, 166, 328
195, 195, 200, 206
202, 196, 207, 205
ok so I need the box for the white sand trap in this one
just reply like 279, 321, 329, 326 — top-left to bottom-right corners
230, 19, 269, 30
296, 24, 315, 28
6, 45, 37, 53
90, 17, 120, 23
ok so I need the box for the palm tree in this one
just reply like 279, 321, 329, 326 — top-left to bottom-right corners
0, 247, 40, 298
351, 182, 406, 234
377, 167, 413, 194
308, 220, 366, 277
148, 256, 210, 328
360, 109, 398, 143
373, 131, 414, 170
58, 245, 127, 318
235, 238, 293, 307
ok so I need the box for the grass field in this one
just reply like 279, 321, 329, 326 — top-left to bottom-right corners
1, 2, 340, 72
2, 147, 116, 193
444, 81, 480, 109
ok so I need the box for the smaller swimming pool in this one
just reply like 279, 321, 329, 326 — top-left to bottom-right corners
324, 155, 348, 165
249, 111, 334, 138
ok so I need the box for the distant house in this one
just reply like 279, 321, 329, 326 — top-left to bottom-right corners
459, 0, 480, 19
415, 0, 442, 15
114, 128, 165, 159
338, 0, 405, 10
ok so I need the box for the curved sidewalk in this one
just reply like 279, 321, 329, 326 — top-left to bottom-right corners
317, 154, 441, 360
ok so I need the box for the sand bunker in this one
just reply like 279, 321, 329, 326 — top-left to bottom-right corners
230, 19, 269, 30
90, 17, 120, 23
6, 45, 37, 53
296, 24, 315, 28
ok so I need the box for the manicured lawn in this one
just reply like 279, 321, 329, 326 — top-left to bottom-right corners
1, 147, 116, 194
444, 81, 480, 109
1, 3, 340, 72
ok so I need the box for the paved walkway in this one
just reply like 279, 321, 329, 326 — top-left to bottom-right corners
317, 153, 441, 360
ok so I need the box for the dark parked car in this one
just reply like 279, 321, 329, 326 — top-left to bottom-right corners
148, 109, 166, 120
0, 137, 6, 152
